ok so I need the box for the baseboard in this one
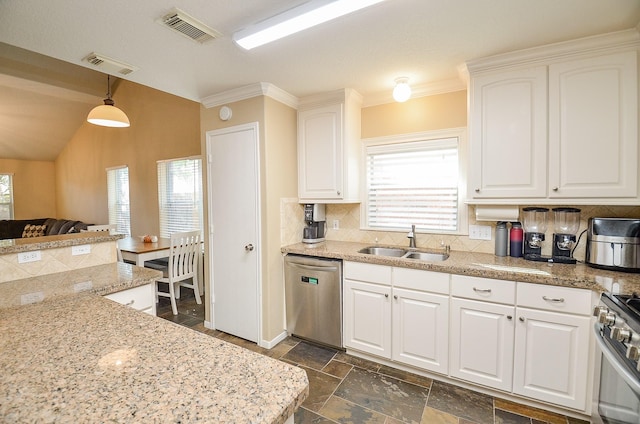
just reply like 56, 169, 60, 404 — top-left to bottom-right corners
261, 330, 288, 349
204, 320, 213, 330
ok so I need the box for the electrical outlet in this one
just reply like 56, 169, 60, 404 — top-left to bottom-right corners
74, 281, 93, 292
469, 225, 492, 240
17, 250, 42, 264
72, 244, 91, 256
333, 220, 339, 230
20, 291, 44, 305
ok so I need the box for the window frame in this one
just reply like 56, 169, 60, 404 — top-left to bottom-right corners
156, 156, 203, 238
0, 173, 14, 220
360, 127, 468, 235
106, 165, 131, 236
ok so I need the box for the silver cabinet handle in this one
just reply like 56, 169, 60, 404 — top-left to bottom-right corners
245, 244, 254, 251
543, 296, 565, 303
473, 287, 492, 293
519, 317, 525, 322
553, 187, 559, 192
507, 315, 513, 320
124, 299, 135, 307
337, 190, 341, 196
384, 293, 389, 298
475, 188, 480, 193
393, 295, 398, 300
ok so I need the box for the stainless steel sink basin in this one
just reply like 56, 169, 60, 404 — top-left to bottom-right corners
358, 247, 407, 257
403, 251, 449, 261
358, 246, 449, 262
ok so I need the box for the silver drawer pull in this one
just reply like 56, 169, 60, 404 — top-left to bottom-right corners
473, 287, 492, 293
124, 299, 135, 307
542, 296, 565, 303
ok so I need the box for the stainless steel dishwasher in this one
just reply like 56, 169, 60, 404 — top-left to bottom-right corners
284, 254, 343, 349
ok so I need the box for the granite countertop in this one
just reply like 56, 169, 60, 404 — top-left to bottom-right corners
0, 232, 124, 255
281, 240, 640, 295
0, 264, 308, 423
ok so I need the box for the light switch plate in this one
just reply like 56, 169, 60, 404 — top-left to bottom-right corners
469, 224, 492, 240
17, 250, 42, 263
72, 244, 91, 255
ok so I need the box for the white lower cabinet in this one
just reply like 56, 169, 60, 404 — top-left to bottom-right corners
104, 283, 155, 315
343, 262, 449, 374
513, 284, 592, 411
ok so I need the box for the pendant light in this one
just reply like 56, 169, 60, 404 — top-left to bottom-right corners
87, 75, 130, 128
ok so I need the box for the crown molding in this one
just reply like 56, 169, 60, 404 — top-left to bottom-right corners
201, 82, 298, 109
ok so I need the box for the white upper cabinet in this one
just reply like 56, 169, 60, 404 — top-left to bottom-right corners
548, 51, 638, 198
467, 29, 639, 204
297, 89, 362, 203
469, 66, 548, 199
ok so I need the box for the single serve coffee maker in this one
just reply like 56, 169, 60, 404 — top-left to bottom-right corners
303, 204, 326, 244
523, 207, 550, 261
552, 207, 581, 264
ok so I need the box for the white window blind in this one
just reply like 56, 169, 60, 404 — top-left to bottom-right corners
0, 174, 14, 220
107, 166, 131, 235
157, 157, 203, 238
365, 137, 459, 232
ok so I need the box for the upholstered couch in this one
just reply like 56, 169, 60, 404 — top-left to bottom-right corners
0, 218, 90, 240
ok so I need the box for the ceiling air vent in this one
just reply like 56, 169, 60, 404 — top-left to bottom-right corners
83, 53, 138, 75
158, 8, 221, 43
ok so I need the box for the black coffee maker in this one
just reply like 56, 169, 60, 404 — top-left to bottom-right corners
302, 204, 326, 244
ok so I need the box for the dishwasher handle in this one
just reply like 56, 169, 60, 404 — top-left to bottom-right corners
287, 262, 340, 273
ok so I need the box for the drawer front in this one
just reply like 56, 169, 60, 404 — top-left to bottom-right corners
105, 283, 154, 312
344, 261, 392, 285
393, 267, 449, 294
516, 282, 592, 315
451, 274, 515, 305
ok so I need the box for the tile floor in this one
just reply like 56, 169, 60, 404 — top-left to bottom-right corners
156, 293, 590, 424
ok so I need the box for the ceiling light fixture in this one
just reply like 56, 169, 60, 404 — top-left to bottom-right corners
393, 77, 411, 102
233, 0, 385, 50
87, 75, 130, 128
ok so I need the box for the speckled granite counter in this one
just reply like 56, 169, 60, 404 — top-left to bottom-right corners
0, 231, 123, 254
0, 264, 308, 423
281, 240, 640, 295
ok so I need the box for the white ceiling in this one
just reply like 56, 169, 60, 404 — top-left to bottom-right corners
0, 0, 639, 161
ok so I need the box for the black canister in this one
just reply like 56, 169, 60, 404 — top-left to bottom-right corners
495, 222, 508, 256
509, 222, 523, 258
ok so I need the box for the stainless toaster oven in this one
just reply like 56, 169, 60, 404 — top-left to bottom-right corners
586, 218, 640, 272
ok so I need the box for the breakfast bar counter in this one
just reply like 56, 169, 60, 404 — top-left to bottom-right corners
0, 263, 308, 423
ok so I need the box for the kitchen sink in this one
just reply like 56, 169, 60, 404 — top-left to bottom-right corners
403, 251, 449, 261
358, 246, 449, 262
358, 247, 407, 257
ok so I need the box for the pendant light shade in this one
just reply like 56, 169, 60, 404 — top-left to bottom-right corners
87, 75, 130, 128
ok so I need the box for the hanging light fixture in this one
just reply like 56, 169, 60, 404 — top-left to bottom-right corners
393, 77, 411, 103
87, 75, 130, 128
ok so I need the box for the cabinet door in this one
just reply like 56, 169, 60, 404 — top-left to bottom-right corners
343, 279, 391, 358
298, 103, 343, 200
469, 66, 548, 198
392, 288, 448, 374
450, 298, 515, 391
513, 308, 590, 411
548, 51, 638, 198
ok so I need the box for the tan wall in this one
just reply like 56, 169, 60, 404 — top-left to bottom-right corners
362, 90, 467, 138
55, 80, 200, 234
0, 158, 56, 218
200, 95, 297, 343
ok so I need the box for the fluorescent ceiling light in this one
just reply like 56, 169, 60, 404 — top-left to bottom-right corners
233, 0, 385, 50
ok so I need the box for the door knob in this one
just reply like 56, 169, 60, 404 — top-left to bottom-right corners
245, 244, 254, 251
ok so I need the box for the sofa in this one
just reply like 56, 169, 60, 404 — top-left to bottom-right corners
0, 218, 90, 240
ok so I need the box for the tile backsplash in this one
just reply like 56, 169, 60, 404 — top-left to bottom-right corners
281, 200, 640, 262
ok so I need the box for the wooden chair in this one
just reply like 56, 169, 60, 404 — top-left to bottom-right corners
155, 230, 202, 315
86, 224, 122, 261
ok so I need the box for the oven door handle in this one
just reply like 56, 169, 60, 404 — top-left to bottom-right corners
594, 323, 640, 395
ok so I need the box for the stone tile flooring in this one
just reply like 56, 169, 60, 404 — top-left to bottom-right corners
156, 293, 590, 424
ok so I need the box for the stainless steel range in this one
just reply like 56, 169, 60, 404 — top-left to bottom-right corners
593, 292, 640, 423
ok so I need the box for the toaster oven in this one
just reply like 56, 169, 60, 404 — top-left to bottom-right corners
586, 218, 640, 272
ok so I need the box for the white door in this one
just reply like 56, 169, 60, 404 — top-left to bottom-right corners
513, 308, 590, 410
392, 287, 449, 374
343, 279, 391, 358
206, 123, 261, 343
450, 297, 515, 391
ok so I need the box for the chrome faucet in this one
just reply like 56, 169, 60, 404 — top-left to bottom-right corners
407, 224, 416, 248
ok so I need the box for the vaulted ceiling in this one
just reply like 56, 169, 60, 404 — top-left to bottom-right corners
1, 0, 639, 161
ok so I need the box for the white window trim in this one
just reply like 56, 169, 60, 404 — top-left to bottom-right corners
360, 127, 468, 235
106, 165, 131, 236
0, 173, 15, 220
